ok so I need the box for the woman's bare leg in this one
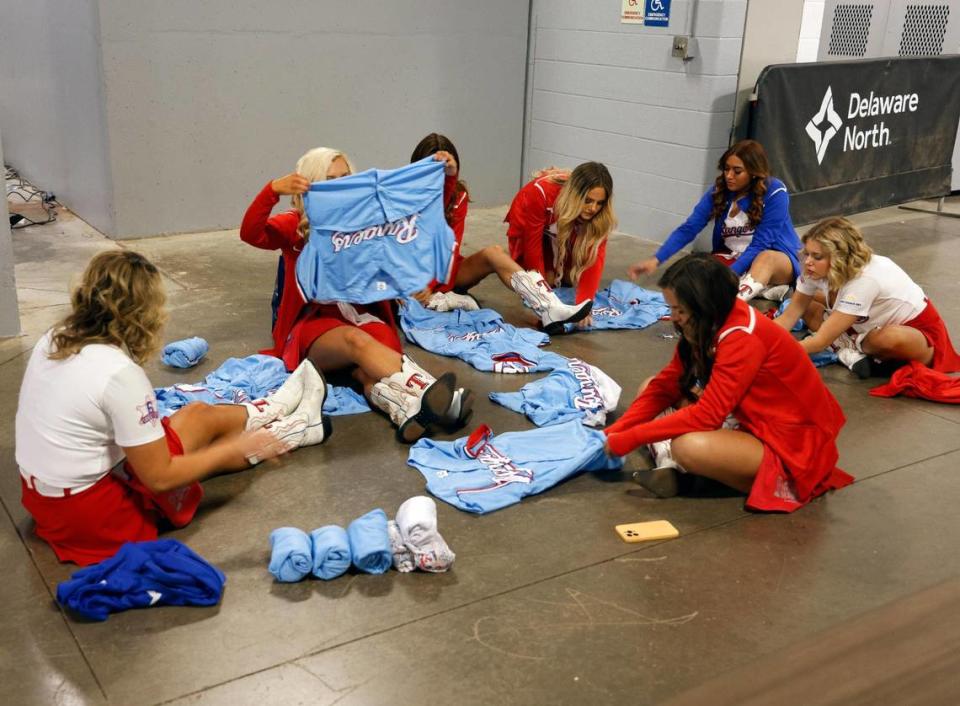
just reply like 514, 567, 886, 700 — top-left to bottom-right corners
747, 249, 795, 287
862, 325, 934, 365
454, 245, 522, 290
671, 429, 764, 493
306, 326, 402, 384
802, 299, 828, 332
167, 402, 247, 455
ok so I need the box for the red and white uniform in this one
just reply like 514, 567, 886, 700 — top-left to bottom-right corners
16, 332, 199, 565
605, 300, 854, 512
504, 175, 607, 304
431, 174, 469, 293
240, 182, 403, 370
796, 254, 960, 372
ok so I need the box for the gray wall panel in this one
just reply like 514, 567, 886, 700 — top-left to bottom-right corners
96, 0, 530, 238
0, 0, 115, 236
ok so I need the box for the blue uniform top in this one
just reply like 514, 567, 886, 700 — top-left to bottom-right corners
654, 178, 801, 277
489, 357, 622, 428
556, 279, 669, 332
399, 298, 568, 374
296, 158, 456, 304
408, 422, 623, 514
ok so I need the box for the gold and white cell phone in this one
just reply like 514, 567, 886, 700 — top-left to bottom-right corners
614, 520, 679, 543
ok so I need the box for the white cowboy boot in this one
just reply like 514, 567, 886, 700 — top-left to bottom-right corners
292, 361, 332, 445
832, 332, 871, 379
243, 360, 309, 430
510, 270, 592, 334
369, 356, 455, 443
760, 283, 792, 302
737, 273, 765, 301
630, 440, 684, 498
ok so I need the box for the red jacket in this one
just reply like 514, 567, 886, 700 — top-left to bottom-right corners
504, 175, 607, 304
605, 299, 853, 510
432, 174, 469, 293
239, 182, 396, 359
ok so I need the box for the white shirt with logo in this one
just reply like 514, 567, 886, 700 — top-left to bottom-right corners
720, 204, 755, 256
15, 331, 165, 490
795, 254, 926, 337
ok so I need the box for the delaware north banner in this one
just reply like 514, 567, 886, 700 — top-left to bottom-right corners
750, 56, 960, 224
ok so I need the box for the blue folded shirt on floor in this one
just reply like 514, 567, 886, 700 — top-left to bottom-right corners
408, 421, 623, 514
161, 337, 209, 368
268, 527, 313, 583
347, 509, 392, 575
555, 280, 669, 331
56, 539, 225, 622
310, 525, 351, 580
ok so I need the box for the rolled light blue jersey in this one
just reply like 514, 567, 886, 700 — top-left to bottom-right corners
407, 422, 623, 514
489, 357, 622, 428
400, 298, 567, 374
297, 158, 456, 304
556, 279, 669, 331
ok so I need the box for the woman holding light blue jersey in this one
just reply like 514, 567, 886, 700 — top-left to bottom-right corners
241, 146, 471, 443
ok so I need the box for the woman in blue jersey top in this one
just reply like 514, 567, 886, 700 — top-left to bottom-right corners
628, 140, 801, 302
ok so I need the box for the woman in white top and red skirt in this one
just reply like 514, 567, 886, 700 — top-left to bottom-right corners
775, 216, 960, 378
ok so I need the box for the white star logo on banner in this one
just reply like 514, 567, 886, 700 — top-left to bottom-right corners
805, 86, 843, 165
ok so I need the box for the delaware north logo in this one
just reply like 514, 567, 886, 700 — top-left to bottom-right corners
805, 86, 843, 164
805, 85, 919, 165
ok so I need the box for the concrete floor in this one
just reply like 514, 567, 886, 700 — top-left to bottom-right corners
3, 199, 960, 705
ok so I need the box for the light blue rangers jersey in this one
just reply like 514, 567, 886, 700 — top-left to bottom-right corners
407, 422, 623, 514
489, 357, 622, 427
153, 354, 370, 418
400, 298, 568, 374
296, 158, 456, 304
555, 279, 669, 331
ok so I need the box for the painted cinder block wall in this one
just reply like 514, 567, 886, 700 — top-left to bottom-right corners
522, 0, 748, 245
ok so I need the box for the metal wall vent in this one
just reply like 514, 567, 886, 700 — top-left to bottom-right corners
899, 4, 950, 55
827, 4, 875, 56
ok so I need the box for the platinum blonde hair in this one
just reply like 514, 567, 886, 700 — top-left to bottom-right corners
291, 147, 356, 240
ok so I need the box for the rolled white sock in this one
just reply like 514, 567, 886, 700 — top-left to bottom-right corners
396, 496, 456, 573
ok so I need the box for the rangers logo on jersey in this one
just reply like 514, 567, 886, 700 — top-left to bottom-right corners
567, 358, 605, 412
447, 325, 504, 343
330, 213, 419, 253
459, 428, 534, 495
491, 352, 537, 374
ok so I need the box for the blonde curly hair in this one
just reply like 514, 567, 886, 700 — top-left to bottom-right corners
290, 147, 356, 241
802, 216, 873, 291
49, 250, 167, 365
551, 162, 617, 286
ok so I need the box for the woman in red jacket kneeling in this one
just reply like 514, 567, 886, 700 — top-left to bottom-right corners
604, 254, 853, 512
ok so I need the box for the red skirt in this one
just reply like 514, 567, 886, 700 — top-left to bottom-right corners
281, 302, 403, 371
20, 418, 200, 566
903, 299, 960, 373
746, 444, 854, 513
